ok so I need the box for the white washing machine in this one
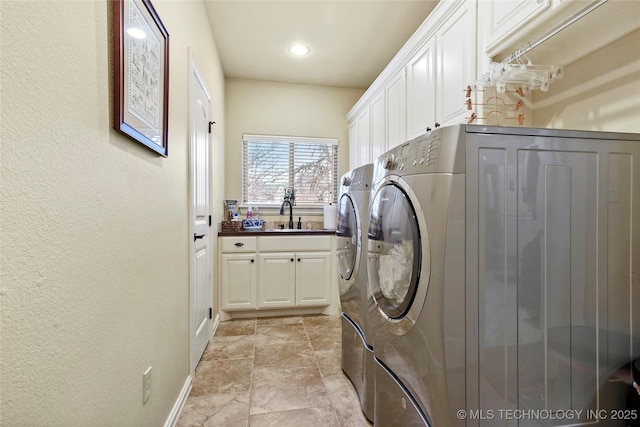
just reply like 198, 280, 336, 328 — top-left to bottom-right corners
367, 125, 466, 427
336, 164, 375, 421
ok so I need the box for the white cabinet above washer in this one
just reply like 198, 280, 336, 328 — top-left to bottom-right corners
346, 0, 476, 168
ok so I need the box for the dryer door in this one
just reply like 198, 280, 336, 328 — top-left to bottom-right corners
337, 193, 358, 282
368, 180, 423, 332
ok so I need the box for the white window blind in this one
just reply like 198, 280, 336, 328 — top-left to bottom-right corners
243, 134, 339, 206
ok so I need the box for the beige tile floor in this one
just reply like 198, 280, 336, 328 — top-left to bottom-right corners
178, 314, 373, 427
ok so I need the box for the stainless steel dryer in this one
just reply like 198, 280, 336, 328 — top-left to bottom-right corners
367, 125, 466, 427
368, 123, 640, 427
336, 164, 374, 421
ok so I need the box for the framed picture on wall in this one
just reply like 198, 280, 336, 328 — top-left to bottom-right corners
113, 0, 169, 157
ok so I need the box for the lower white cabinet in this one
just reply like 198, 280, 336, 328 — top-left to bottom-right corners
295, 252, 332, 306
220, 236, 258, 311
258, 251, 331, 308
220, 235, 333, 313
258, 253, 296, 308
220, 253, 257, 310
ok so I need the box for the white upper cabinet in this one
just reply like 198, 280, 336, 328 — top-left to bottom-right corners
480, 0, 640, 65
348, 109, 370, 170
346, 0, 476, 168
348, 120, 359, 171
436, 1, 476, 126
406, 36, 436, 139
484, 0, 550, 54
385, 69, 406, 150
357, 109, 370, 167
345, 0, 638, 166
370, 91, 386, 162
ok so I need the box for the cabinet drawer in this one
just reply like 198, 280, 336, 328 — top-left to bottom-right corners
220, 236, 257, 253
259, 235, 331, 252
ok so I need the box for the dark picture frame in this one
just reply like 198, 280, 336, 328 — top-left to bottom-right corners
113, 0, 169, 156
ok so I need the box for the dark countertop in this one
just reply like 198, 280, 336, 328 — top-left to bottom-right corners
218, 229, 336, 237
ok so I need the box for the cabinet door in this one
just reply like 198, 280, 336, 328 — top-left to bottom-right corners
485, 0, 550, 54
258, 253, 296, 309
348, 120, 359, 171
357, 109, 371, 167
386, 69, 406, 150
348, 109, 371, 170
370, 91, 386, 161
406, 37, 436, 139
437, 1, 475, 125
296, 252, 331, 307
220, 254, 257, 310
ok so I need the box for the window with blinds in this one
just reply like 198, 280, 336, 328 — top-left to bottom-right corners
242, 134, 339, 206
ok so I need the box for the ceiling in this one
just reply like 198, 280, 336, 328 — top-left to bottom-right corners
203, 1, 439, 89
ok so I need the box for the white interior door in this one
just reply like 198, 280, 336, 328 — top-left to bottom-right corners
189, 50, 213, 372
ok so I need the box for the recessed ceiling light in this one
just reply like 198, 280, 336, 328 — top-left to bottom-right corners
289, 44, 310, 56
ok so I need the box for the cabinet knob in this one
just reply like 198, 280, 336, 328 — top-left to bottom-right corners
297, 258, 301, 262
251, 259, 254, 263
291, 258, 294, 262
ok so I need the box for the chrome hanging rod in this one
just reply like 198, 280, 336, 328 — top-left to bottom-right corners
502, 0, 608, 65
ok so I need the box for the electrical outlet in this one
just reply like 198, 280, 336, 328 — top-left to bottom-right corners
143, 366, 152, 405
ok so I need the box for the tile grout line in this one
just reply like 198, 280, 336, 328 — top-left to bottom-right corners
303, 317, 343, 427
247, 319, 257, 427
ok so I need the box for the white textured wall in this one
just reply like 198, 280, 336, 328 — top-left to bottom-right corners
533, 29, 640, 133
224, 78, 364, 203
0, 0, 225, 425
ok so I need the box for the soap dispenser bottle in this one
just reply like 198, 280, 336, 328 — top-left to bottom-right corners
297, 217, 302, 229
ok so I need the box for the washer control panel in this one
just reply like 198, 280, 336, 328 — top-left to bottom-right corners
342, 163, 373, 191
376, 125, 465, 175
382, 153, 397, 170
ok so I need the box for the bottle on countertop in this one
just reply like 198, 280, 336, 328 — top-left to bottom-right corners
297, 217, 302, 229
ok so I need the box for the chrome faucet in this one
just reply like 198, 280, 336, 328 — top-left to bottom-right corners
280, 200, 294, 229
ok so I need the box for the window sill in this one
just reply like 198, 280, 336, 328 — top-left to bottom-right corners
239, 204, 330, 216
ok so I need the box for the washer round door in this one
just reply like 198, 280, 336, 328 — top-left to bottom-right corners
367, 178, 429, 335
336, 193, 359, 283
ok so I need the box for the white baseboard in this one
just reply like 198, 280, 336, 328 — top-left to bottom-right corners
212, 313, 220, 338
165, 314, 219, 426
164, 375, 192, 427
220, 306, 334, 319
